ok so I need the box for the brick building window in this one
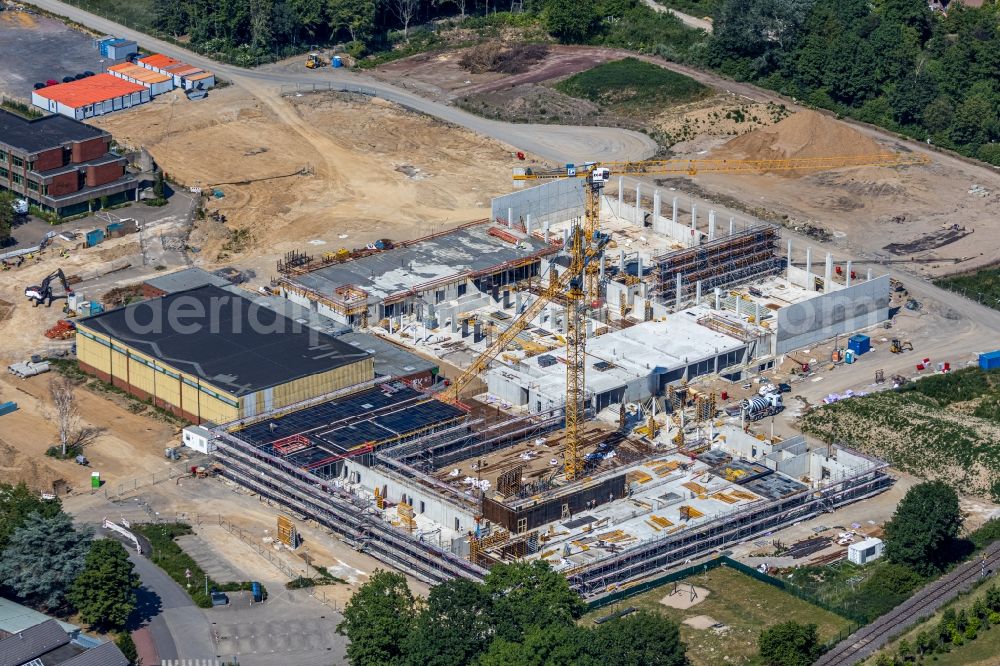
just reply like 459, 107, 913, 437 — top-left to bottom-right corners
0, 150, 7, 163
26, 180, 38, 192
11, 173, 22, 185
0, 167, 7, 179
11, 156, 23, 168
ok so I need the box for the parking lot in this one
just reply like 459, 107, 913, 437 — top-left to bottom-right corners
207, 589, 347, 666
0, 11, 108, 101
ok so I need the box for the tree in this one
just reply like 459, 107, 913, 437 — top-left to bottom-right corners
478, 624, 596, 666
336, 570, 416, 666
153, 171, 166, 200
68, 540, 140, 630
401, 579, 492, 666
884, 481, 963, 575
328, 0, 376, 43
0, 482, 62, 552
757, 621, 822, 666
116, 631, 139, 665
483, 560, 587, 642
49, 376, 78, 458
545, 0, 597, 43
389, 0, 419, 39
0, 511, 92, 609
0, 190, 14, 243
587, 611, 689, 666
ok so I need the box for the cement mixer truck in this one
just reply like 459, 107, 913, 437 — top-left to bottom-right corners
741, 393, 784, 421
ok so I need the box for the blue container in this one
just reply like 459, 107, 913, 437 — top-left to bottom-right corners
85, 229, 104, 247
90, 303, 105, 316
331, 55, 343, 68
848, 334, 871, 356
980, 350, 1000, 370
0, 401, 18, 417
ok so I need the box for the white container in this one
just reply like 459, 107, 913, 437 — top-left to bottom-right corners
848, 537, 884, 565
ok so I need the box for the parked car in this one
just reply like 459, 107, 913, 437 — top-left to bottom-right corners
210, 590, 229, 606
778, 383, 792, 393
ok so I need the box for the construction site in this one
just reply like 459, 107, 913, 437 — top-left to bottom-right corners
188, 150, 915, 595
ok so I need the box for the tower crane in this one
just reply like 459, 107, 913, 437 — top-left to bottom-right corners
513, 152, 930, 298
440, 151, 927, 481
442, 198, 611, 480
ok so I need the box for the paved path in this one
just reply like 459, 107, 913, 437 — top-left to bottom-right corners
25, 0, 658, 165
641, 0, 714, 32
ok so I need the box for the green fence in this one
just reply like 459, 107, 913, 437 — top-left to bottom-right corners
587, 556, 863, 626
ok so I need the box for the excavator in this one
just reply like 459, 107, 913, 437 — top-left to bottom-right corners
305, 53, 328, 69
25, 269, 73, 307
890, 339, 914, 353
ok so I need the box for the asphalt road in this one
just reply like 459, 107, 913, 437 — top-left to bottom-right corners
24, 0, 658, 165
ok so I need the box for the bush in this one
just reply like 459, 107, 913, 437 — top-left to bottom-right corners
133, 523, 216, 608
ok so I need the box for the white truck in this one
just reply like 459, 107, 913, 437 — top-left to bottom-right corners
741, 393, 784, 421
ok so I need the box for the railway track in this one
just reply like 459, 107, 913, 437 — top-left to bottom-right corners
814, 542, 1000, 665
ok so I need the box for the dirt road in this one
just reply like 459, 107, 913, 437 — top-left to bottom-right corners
23, 0, 657, 164
641, 0, 714, 32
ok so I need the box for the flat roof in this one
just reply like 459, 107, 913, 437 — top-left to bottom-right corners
34, 74, 146, 108
78, 285, 372, 396
138, 53, 180, 69
288, 222, 554, 301
144, 267, 231, 294
0, 109, 107, 154
233, 382, 466, 460
0, 598, 78, 636
107, 63, 172, 84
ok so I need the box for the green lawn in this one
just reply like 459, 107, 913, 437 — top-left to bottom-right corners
61, 0, 156, 32
936, 266, 1000, 313
555, 57, 708, 118
581, 566, 851, 666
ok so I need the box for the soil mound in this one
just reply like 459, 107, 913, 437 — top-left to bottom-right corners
712, 110, 883, 163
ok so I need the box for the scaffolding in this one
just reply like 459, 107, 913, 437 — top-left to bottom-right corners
651, 225, 783, 306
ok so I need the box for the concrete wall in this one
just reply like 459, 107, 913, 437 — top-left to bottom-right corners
776, 275, 890, 354
343, 460, 476, 534
491, 177, 584, 229
602, 198, 705, 247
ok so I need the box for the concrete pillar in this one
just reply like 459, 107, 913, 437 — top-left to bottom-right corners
787, 240, 793, 279
525, 214, 532, 235
562, 310, 569, 334
691, 204, 697, 230
696, 280, 702, 303
735, 297, 741, 318
507, 207, 513, 228
755, 302, 761, 323
635, 184, 642, 225
618, 177, 624, 216
867, 268, 872, 281
451, 316, 459, 333
708, 210, 716, 240
543, 220, 550, 244
461, 317, 468, 337
636, 255, 643, 280
805, 247, 813, 290
846, 260, 852, 288
474, 320, 482, 343
714, 287, 721, 310
515, 291, 523, 313
672, 196, 679, 224
587, 319, 593, 337
503, 289, 511, 309
619, 249, 626, 272
824, 253, 833, 294
653, 190, 661, 226
729, 217, 735, 235
675, 274, 683, 308
599, 255, 606, 282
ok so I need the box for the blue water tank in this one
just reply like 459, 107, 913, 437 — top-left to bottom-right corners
332, 55, 343, 68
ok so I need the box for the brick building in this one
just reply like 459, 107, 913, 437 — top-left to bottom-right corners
0, 109, 137, 216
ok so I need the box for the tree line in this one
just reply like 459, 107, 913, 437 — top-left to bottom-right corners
706, 0, 1000, 164
0, 482, 141, 662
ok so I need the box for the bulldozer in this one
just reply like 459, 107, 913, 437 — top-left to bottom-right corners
890, 339, 914, 353
305, 53, 327, 69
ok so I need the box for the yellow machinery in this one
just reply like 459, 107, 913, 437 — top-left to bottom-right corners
305, 53, 327, 69
890, 339, 914, 353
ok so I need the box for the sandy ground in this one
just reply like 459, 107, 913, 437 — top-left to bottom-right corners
0, 371, 179, 493
683, 615, 721, 630
660, 585, 710, 610
88, 85, 517, 279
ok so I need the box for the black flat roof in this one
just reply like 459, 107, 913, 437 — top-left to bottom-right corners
79, 285, 371, 396
0, 109, 107, 154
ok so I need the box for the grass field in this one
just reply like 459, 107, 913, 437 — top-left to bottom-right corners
799, 368, 1000, 500
936, 265, 1000, 312
555, 57, 708, 118
60, 0, 155, 32
581, 566, 851, 666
